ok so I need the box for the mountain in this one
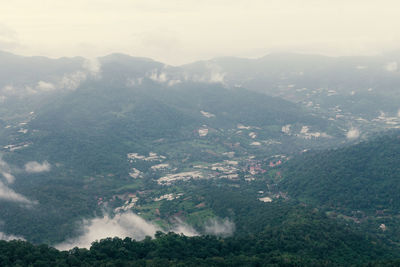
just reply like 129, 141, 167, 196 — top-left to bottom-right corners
182, 53, 400, 130
0, 52, 345, 244
279, 132, 400, 242
1, 51, 400, 264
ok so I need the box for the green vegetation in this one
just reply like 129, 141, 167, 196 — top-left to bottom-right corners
279, 131, 400, 243
0, 184, 395, 266
281, 132, 400, 213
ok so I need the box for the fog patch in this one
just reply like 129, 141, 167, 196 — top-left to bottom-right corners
0, 159, 39, 205
170, 218, 198, 237
59, 58, 101, 90
204, 218, 235, 237
0, 231, 25, 241
83, 58, 102, 77
25, 161, 51, 173
0, 159, 13, 180
148, 69, 181, 87
2, 172, 15, 184
186, 63, 226, 84
55, 212, 160, 250
36, 81, 55, 92
0, 181, 34, 205
346, 127, 360, 140
149, 70, 168, 83
55, 212, 209, 250
59, 71, 87, 91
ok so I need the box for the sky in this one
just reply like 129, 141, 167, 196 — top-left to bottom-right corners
0, 0, 400, 65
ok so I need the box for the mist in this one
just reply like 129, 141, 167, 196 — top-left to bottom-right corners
55, 212, 236, 250
1, 1, 400, 65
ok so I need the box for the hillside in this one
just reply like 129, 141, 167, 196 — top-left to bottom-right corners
0, 186, 395, 266
279, 132, 400, 242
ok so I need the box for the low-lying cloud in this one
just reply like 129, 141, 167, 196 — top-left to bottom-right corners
0, 159, 13, 183
82, 58, 101, 77
0, 57, 102, 98
147, 69, 182, 87
2, 172, 15, 184
55, 212, 161, 250
170, 218, 198, 237
204, 218, 235, 237
24, 161, 51, 173
36, 81, 56, 92
183, 63, 226, 84
0, 158, 36, 205
55, 212, 234, 250
346, 127, 360, 140
59, 71, 87, 91
0, 181, 33, 204
0, 231, 25, 241
59, 58, 101, 90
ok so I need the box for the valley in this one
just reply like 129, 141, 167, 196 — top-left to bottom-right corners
1, 51, 400, 265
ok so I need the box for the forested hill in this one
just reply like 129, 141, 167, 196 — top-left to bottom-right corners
0, 185, 397, 266
280, 132, 400, 214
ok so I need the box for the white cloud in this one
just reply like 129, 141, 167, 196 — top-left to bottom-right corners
397, 109, 400, 117
0, 84, 39, 97
36, 81, 56, 92
170, 219, 198, 237
147, 69, 182, 87
2, 172, 15, 184
58, 58, 102, 90
187, 63, 226, 84
0, 181, 33, 204
55, 212, 204, 250
59, 71, 87, 91
0, 159, 32, 205
55, 212, 161, 250
204, 218, 235, 237
346, 127, 360, 140
0, 159, 14, 183
55, 210, 238, 250
0, 57, 101, 96
82, 58, 102, 77
149, 70, 168, 83
0, 231, 25, 241
208, 68, 226, 84
385, 62, 398, 72
24, 161, 51, 173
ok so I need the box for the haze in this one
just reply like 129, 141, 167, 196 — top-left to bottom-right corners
1, 0, 400, 65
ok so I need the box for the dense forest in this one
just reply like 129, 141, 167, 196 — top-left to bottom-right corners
279, 132, 400, 243
0, 231, 392, 266
280, 132, 400, 213
1, 185, 398, 266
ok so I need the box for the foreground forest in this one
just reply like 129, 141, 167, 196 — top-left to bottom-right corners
1, 186, 400, 266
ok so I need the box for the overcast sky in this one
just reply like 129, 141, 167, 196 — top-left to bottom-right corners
1, 0, 399, 65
